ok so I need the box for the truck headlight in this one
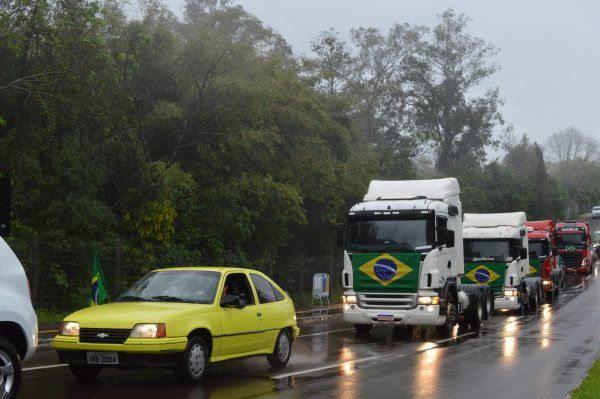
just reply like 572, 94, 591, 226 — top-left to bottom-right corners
343, 295, 357, 304
418, 296, 440, 305
59, 321, 80, 337
504, 290, 518, 297
129, 323, 166, 338
542, 280, 552, 286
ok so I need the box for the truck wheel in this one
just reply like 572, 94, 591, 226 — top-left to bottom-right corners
481, 288, 493, 321
435, 291, 457, 338
175, 336, 208, 383
68, 364, 102, 380
267, 329, 292, 367
0, 337, 21, 399
354, 324, 372, 335
466, 293, 483, 332
529, 286, 540, 313
519, 283, 529, 315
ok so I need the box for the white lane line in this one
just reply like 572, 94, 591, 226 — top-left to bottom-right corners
295, 305, 342, 314
434, 331, 477, 344
23, 364, 68, 372
271, 355, 382, 380
297, 328, 354, 338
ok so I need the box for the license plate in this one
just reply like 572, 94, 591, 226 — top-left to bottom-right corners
87, 352, 119, 365
377, 315, 394, 322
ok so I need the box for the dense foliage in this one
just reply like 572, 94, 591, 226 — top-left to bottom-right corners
1, 1, 598, 308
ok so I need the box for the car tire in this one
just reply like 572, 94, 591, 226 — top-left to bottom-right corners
0, 337, 21, 399
354, 324, 373, 335
267, 329, 292, 368
175, 336, 208, 383
68, 364, 102, 380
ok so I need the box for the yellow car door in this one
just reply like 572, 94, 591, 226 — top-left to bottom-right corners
217, 272, 265, 357
249, 273, 289, 351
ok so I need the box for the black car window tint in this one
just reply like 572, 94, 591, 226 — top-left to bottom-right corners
250, 274, 277, 304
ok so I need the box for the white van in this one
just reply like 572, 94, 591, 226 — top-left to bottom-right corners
592, 206, 600, 219
0, 237, 38, 398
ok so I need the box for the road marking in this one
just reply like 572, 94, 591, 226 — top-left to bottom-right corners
295, 305, 342, 314
434, 331, 477, 344
271, 355, 382, 379
298, 328, 354, 338
23, 364, 68, 372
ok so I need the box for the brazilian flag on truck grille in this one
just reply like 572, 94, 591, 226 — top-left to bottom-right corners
352, 252, 421, 293
463, 262, 505, 294
528, 259, 542, 277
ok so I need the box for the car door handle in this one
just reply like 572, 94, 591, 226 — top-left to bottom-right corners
257, 312, 262, 317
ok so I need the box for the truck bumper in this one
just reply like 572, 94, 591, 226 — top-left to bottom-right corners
343, 304, 445, 326
494, 295, 521, 310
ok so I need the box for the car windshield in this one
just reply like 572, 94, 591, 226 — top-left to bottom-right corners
556, 233, 586, 247
464, 239, 512, 262
528, 240, 549, 259
118, 270, 221, 304
347, 217, 434, 252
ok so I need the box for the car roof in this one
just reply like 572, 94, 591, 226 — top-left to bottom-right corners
151, 266, 264, 274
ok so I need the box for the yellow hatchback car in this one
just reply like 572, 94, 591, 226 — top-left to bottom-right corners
53, 267, 299, 383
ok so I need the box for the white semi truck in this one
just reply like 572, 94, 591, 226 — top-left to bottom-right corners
462, 212, 543, 312
341, 178, 492, 336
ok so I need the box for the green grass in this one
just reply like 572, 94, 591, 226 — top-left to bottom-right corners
572, 357, 600, 399
35, 308, 73, 324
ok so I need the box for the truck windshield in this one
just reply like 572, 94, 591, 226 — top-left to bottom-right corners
528, 240, 549, 258
347, 217, 433, 252
464, 239, 511, 262
556, 233, 586, 247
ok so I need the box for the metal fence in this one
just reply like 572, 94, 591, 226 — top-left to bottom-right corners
7, 235, 343, 311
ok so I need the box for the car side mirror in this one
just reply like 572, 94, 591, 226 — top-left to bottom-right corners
220, 294, 244, 308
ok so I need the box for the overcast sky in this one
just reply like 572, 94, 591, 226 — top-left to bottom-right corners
163, 0, 600, 145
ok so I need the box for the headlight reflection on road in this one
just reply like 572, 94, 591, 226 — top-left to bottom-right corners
415, 342, 441, 399
540, 304, 552, 349
502, 316, 519, 361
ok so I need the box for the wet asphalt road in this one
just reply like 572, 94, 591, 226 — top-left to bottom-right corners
18, 220, 600, 398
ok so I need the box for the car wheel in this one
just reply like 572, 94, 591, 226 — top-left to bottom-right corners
0, 338, 21, 399
68, 364, 102, 380
354, 324, 373, 335
267, 329, 292, 367
175, 336, 208, 383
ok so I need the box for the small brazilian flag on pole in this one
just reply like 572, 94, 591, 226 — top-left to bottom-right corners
90, 252, 109, 306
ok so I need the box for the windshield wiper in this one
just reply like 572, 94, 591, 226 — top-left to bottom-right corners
116, 295, 151, 302
149, 295, 196, 303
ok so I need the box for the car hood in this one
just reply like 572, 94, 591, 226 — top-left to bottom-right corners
64, 301, 215, 329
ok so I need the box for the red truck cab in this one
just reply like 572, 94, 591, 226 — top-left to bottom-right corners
527, 220, 562, 300
555, 221, 593, 273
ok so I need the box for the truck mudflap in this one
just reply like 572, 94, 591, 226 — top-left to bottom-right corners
343, 303, 445, 326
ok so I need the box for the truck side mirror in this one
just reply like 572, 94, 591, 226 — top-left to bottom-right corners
519, 247, 528, 260
446, 230, 455, 248
336, 223, 345, 248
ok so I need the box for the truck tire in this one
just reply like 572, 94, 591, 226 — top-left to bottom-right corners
0, 337, 21, 399
519, 282, 529, 315
354, 324, 372, 335
480, 287, 494, 321
435, 291, 457, 338
529, 283, 540, 313
465, 293, 483, 332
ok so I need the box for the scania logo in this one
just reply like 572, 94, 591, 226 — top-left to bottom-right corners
97, 332, 109, 339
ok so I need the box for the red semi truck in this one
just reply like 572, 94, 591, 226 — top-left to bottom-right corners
555, 221, 594, 273
526, 220, 563, 301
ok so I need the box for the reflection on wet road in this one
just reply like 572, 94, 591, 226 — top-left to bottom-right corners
20, 262, 600, 399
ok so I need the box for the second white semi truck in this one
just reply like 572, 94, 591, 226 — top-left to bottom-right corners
341, 178, 492, 336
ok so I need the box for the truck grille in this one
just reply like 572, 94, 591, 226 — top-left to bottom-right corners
561, 253, 583, 268
80, 328, 131, 344
357, 293, 417, 310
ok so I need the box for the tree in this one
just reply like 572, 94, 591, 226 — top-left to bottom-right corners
409, 9, 503, 171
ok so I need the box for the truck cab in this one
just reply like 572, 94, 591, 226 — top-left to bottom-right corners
341, 178, 488, 336
526, 220, 562, 301
463, 213, 542, 312
555, 221, 593, 273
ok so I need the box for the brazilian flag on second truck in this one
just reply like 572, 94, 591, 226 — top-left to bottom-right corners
90, 252, 109, 306
463, 262, 505, 294
352, 252, 421, 292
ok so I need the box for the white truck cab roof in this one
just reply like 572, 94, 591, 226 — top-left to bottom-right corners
463, 212, 527, 239
363, 178, 460, 202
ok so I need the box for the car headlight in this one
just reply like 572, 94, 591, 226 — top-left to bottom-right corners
59, 321, 80, 337
343, 295, 357, 304
417, 296, 440, 305
129, 323, 166, 338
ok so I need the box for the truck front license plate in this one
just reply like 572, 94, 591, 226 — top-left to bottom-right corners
87, 352, 119, 365
377, 315, 394, 322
